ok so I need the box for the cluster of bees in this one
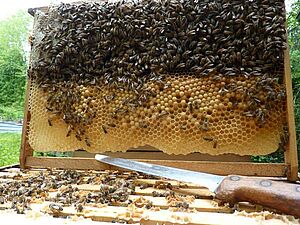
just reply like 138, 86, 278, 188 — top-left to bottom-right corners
30, 0, 287, 149
0, 170, 190, 217
33, 0, 286, 79
42, 81, 97, 145
0, 170, 83, 214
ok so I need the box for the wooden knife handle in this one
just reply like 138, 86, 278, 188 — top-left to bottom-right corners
215, 175, 300, 218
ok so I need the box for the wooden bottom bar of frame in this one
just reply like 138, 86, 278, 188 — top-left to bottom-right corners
73, 150, 252, 162
25, 156, 288, 177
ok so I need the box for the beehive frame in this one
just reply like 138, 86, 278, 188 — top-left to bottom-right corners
20, 4, 299, 181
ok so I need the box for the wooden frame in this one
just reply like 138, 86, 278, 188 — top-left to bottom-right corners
20, 5, 299, 182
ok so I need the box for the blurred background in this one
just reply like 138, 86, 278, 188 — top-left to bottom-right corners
0, 0, 299, 168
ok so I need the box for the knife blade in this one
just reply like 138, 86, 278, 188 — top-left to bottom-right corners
95, 154, 300, 218
95, 154, 223, 191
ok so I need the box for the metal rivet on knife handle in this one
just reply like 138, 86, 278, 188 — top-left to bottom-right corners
259, 180, 272, 187
229, 176, 241, 181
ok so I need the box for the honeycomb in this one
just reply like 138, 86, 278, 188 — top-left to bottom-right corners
28, 74, 286, 155
27, 0, 288, 155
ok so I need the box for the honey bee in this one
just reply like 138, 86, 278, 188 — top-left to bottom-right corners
139, 122, 148, 128
85, 137, 91, 147
102, 125, 108, 134
48, 118, 53, 126
202, 136, 214, 142
156, 111, 168, 119
188, 102, 193, 113
199, 118, 209, 131
213, 140, 218, 149
49, 203, 63, 213
75, 131, 82, 141
76, 204, 84, 213
66, 125, 72, 137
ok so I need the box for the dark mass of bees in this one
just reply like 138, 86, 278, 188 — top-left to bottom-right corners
28, 0, 288, 155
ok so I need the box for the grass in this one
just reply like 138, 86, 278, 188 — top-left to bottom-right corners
0, 105, 24, 122
0, 132, 71, 168
0, 133, 21, 167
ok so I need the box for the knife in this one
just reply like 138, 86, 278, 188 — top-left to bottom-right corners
95, 154, 300, 218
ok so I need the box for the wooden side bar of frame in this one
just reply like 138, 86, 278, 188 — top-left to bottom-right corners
283, 48, 299, 181
20, 77, 34, 168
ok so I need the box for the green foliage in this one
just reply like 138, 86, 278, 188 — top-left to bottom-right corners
0, 10, 32, 120
34, 151, 73, 157
0, 105, 24, 121
0, 132, 71, 168
251, 151, 284, 163
287, 0, 300, 50
290, 49, 300, 79
293, 76, 300, 167
0, 133, 21, 167
288, 1, 300, 81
